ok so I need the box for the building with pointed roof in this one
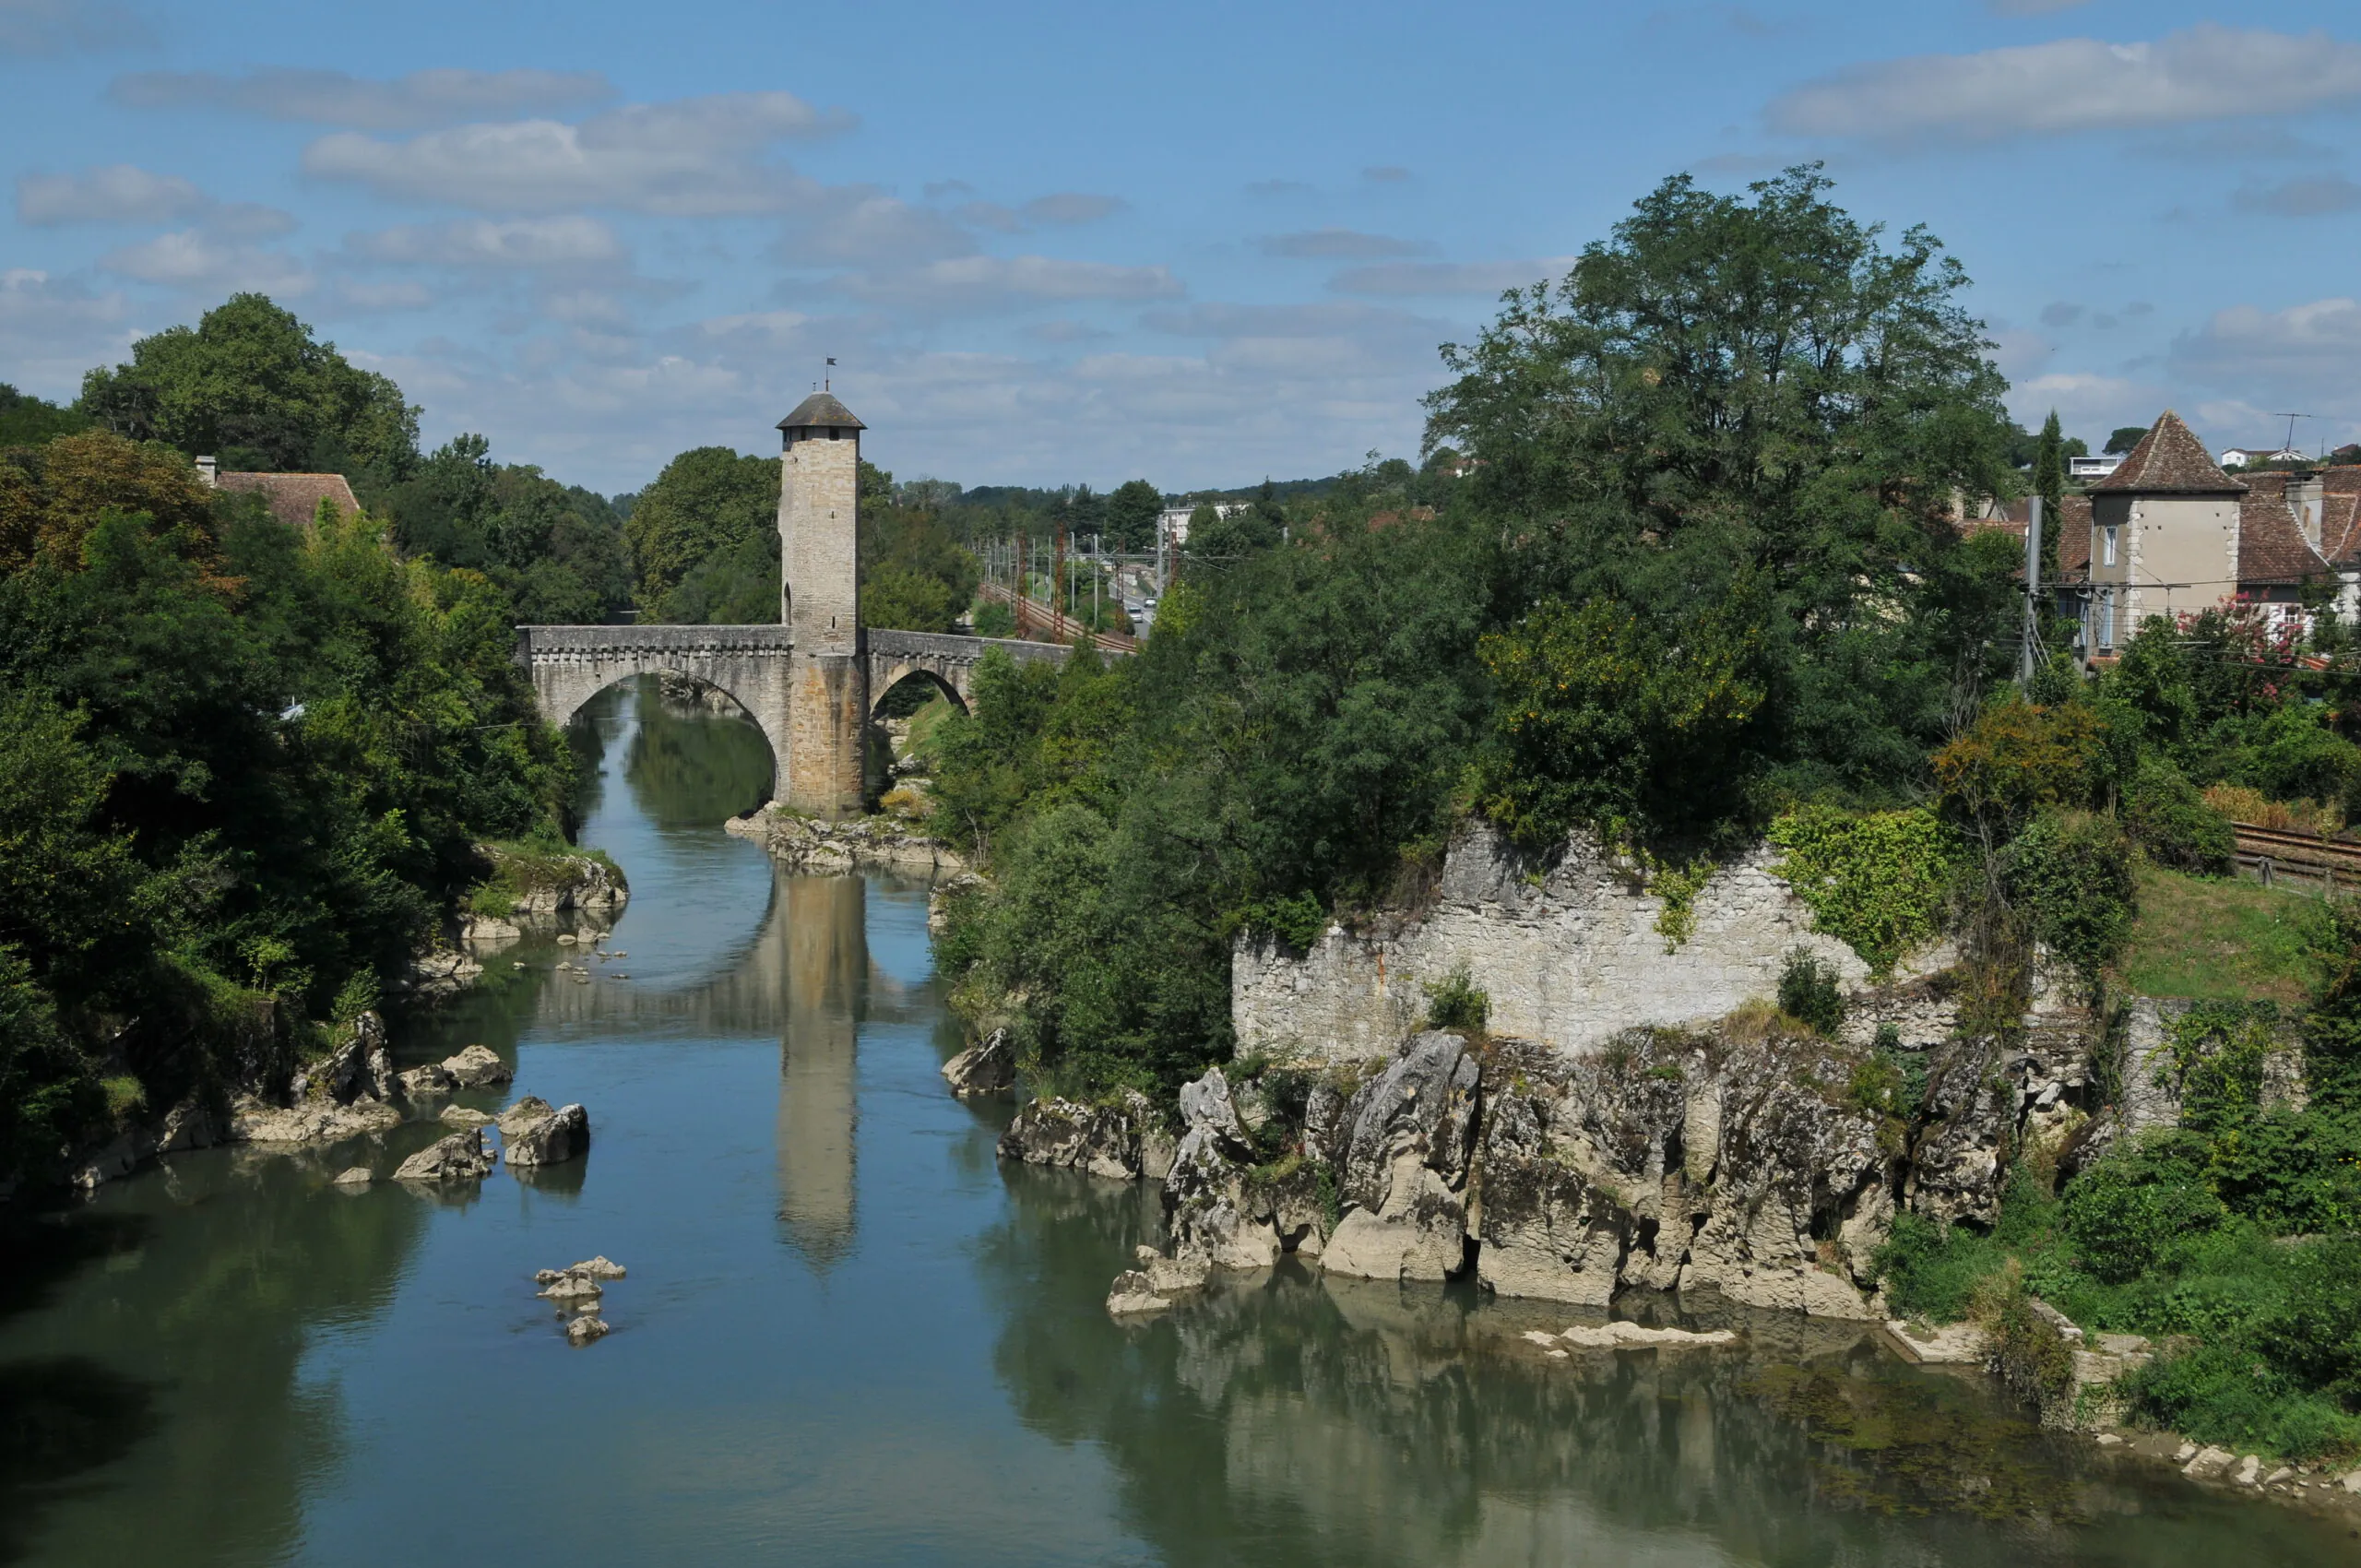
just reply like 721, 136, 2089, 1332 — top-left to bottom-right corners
2037, 411, 2361, 656
2081, 410, 2249, 652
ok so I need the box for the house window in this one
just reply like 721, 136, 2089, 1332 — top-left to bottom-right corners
2103, 526, 2118, 567
2097, 588, 2116, 650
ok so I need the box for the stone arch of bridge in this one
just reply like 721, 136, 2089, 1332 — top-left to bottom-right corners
523, 639, 795, 803
868, 662, 969, 719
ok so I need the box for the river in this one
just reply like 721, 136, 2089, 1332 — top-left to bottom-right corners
2, 681, 2352, 1565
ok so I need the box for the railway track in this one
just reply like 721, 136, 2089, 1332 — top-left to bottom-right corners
2231, 821, 2361, 887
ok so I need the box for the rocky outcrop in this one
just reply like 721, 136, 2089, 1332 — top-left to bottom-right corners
1474, 1030, 1894, 1318
504, 1101, 590, 1166
727, 808, 965, 874
1162, 1069, 1282, 1270
942, 1028, 1014, 1097
68, 1095, 219, 1191
291, 1012, 396, 1105
397, 1063, 457, 1099
393, 1127, 497, 1182
227, 1012, 411, 1147
1321, 1033, 1482, 1283
441, 1044, 514, 1087
405, 947, 483, 998
998, 1091, 1175, 1181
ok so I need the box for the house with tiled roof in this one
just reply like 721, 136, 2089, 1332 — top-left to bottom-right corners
195, 455, 361, 529
2046, 411, 2361, 655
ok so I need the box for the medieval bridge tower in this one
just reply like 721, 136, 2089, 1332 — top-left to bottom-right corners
776, 391, 868, 817
515, 397, 1077, 821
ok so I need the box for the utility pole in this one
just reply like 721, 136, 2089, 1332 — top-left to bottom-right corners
2020, 496, 2045, 684
1053, 519, 1067, 639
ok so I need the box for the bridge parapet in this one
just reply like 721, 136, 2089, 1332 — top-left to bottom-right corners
517, 624, 794, 659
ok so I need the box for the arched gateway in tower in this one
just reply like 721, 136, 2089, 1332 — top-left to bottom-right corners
514, 398, 1083, 817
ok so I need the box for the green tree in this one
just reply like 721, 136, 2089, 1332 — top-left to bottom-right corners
2106, 424, 2152, 456
2034, 409, 2066, 575
1105, 479, 1163, 552
1426, 163, 2013, 631
77, 294, 419, 481
0, 384, 88, 446
624, 446, 778, 621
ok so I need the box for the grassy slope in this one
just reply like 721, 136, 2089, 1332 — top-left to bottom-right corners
2117, 862, 2324, 1005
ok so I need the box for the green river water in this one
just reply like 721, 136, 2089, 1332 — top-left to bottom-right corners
2, 680, 2353, 1565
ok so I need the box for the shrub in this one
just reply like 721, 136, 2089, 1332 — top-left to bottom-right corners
2260, 1237, 2361, 1400
1423, 966, 1489, 1033
1767, 805, 1956, 978
1874, 1210, 2005, 1322
2002, 809, 2135, 992
1776, 948, 1845, 1037
2059, 1133, 2226, 1283
2123, 759, 2234, 875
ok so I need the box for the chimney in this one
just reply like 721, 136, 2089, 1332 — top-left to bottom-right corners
2289, 469, 2326, 552
196, 455, 218, 488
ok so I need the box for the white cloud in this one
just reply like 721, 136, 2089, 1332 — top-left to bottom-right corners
18, 164, 208, 225
831, 255, 1183, 310
303, 91, 851, 214
778, 194, 975, 265
2173, 297, 2361, 389
326, 279, 434, 314
0, 0, 142, 55
347, 216, 626, 268
1020, 192, 1123, 225
1143, 300, 1442, 341
1768, 27, 2361, 141
0, 268, 130, 392
98, 230, 311, 295
1027, 319, 1113, 344
1259, 228, 1434, 260
2232, 175, 2361, 217
111, 66, 617, 131
1329, 256, 1574, 296
955, 193, 1125, 232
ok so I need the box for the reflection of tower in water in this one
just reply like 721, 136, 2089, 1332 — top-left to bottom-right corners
777, 874, 867, 1269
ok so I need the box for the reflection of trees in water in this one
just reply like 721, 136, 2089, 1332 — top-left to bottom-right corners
0, 1152, 424, 1564
978, 1169, 2346, 1568
622, 677, 774, 824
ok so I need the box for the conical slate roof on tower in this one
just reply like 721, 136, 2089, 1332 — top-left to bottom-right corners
777, 392, 864, 432
2092, 410, 2244, 495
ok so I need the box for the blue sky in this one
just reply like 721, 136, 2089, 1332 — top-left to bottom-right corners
5, 0, 2360, 493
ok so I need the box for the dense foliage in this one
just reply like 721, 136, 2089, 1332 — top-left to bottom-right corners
0, 298, 615, 1184
0, 440, 573, 1179
79, 294, 420, 482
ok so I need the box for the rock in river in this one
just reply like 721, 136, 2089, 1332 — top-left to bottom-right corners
441, 1044, 514, 1087
439, 1104, 495, 1129
392, 1127, 497, 1182
1105, 1270, 1170, 1317
504, 1101, 590, 1166
941, 1028, 1014, 1097
566, 1314, 610, 1345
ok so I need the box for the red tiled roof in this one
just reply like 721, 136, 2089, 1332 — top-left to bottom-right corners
2056, 494, 2092, 578
215, 471, 361, 529
2238, 490, 2331, 586
2321, 493, 2361, 567
2091, 410, 2246, 495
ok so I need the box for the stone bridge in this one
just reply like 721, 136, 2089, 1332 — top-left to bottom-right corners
516, 391, 1125, 816
515, 622, 1075, 806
